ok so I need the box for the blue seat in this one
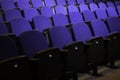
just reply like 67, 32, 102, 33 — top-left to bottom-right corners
106, 17, 120, 33
115, 1, 120, 6
72, 22, 106, 76
91, 19, 109, 37
98, 2, 107, 10
52, 14, 69, 26
17, 0, 30, 10
79, 4, 89, 13
85, 0, 93, 3
41, 6, 54, 17
91, 19, 120, 68
4, 9, 22, 22
0, 0, 16, 11
23, 8, 39, 21
49, 26, 72, 49
76, 0, 85, 4
89, 3, 99, 12
82, 10, 96, 22
67, 0, 77, 5
10, 18, 32, 36
18, 30, 64, 80
44, 0, 56, 7
18, 30, 49, 58
101, 0, 108, 2
12, 0, 17, 2
94, 0, 101, 3
67, 5, 79, 13
107, 1, 115, 8
49, 26, 88, 74
54, 5, 67, 15
31, 0, 43, 9
33, 15, 52, 32
72, 22, 92, 43
56, 0, 67, 5
107, 7, 118, 17
69, 12, 83, 24
0, 35, 19, 60
0, 35, 35, 80
95, 9, 108, 20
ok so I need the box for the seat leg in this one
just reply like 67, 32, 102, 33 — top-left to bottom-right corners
109, 60, 119, 69
62, 72, 78, 80
91, 65, 103, 77
72, 72, 78, 80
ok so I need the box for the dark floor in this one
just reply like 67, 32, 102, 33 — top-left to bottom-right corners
71, 60, 120, 80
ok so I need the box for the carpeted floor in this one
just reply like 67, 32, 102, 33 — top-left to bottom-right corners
76, 60, 120, 80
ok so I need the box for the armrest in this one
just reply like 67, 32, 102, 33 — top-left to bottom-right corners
60, 49, 68, 51
8, 33, 17, 41
87, 36, 105, 47
0, 55, 27, 64
104, 38, 110, 41
84, 43, 91, 46
64, 41, 83, 48
88, 36, 103, 42
36, 47, 59, 54
7, 33, 15, 35
107, 32, 120, 40
107, 32, 120, 36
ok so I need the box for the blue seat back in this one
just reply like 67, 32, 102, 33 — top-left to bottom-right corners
33, 15, 52, 32
0, 0, 15, 11
52, 14, 69, 26
79, 4, 89, 12
107, 1, 115, 8
94, 0, 101, 3
44, 0, 56, 7
56, 0, 66, 5
5, 9, 22, 22
86, 0, 93, 3
31, 0, 43, 9
115, 1, 120, 6
91, 19, 109, 37
24, 8, 39, 21
49, 26, 73, 49
107, 7, 118, 17
67, 5, 79, 13
77, 0, 85, 4
0, 35, 19, 60
10, 18, 32, 36
95, 9, 107, 19
89, 3, 98, 12
106, 17, 120, 33
69, 12, 83, 24
55, 5, 67, 15
19, 30, 49, 58
98, 2, 107, 10
72, 22, 92, 42
41, 6, 53, 17
82, 10, 96, 22
17, 0, 30, 10
67, 0, 77, 5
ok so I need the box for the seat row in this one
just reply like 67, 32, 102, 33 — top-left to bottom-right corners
0, 5, 120, 23
0, 0, 120, 11
0, 17, 120, 79
1, 15, 120, 34
0, 34, 65, 80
